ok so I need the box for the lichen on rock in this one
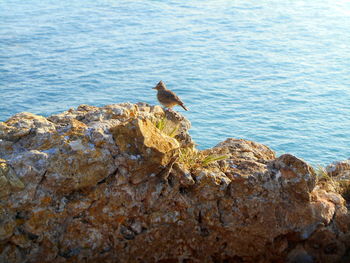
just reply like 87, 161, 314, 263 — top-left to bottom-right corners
0, 103, 349, 263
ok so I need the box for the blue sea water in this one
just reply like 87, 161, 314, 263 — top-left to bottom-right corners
1, 0, 350, 166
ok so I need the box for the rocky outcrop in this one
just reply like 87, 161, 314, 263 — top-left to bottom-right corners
0, 103, 349, 263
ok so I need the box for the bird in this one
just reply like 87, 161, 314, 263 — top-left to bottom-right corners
153, 81, 189, 111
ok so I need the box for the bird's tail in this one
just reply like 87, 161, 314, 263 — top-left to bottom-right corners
180, 104, 189, 111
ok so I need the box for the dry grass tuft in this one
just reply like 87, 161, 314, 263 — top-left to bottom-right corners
178, 146, 228, 170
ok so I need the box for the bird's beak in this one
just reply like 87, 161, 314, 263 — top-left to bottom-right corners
152, 87, 156, 89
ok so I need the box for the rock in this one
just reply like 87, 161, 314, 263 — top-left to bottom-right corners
110, 118, 179, 184
287, 246, 314, 263
304, 227, 345, 263
214, 138, 275, 179
326, 160, 350, 177
269, 154, 316, 201
0, 103, 349, 263
0, 159, 24, 198
326, 160, 350, 204
0, 112, 55, 143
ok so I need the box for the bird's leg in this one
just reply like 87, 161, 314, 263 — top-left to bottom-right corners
166, 107, 174, 113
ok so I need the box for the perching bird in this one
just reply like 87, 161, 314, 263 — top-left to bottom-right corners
153, 81, 189, 111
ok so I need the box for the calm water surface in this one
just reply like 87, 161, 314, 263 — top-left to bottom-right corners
1, 0, 350, 165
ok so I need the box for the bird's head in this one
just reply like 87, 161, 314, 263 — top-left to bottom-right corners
153, 80, 166, 90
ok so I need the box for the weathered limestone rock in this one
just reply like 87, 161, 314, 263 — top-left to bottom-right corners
0, 160, 24, 198
0, 103, 349, 263
111, 118, 179, 184
327, 160, 350, 178
326, 160, 350, 205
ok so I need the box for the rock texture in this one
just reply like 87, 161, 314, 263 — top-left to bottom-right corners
326, 160, 350, 206
0, 103, 349, 263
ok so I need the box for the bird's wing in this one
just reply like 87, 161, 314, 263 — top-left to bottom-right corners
167, 90, 183, 103
161, 90, 183, 103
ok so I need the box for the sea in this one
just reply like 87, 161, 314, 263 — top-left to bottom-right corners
1, 0, 350, 166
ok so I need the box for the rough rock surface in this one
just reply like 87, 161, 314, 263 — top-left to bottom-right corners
326, 160, 350, 206
0, 103, 349, 263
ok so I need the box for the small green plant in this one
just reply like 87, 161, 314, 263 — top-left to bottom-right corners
154, 116, 180, 138
155, 116, 166, 131
178, 146, 228, 170
315, 165, 335, 185
178, 146, 201, 169
202, 154, 229, 166
153, 116, 228, 169
315, 165, 330, 179
314, 165, 340, 192
168, 124, 180, 138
